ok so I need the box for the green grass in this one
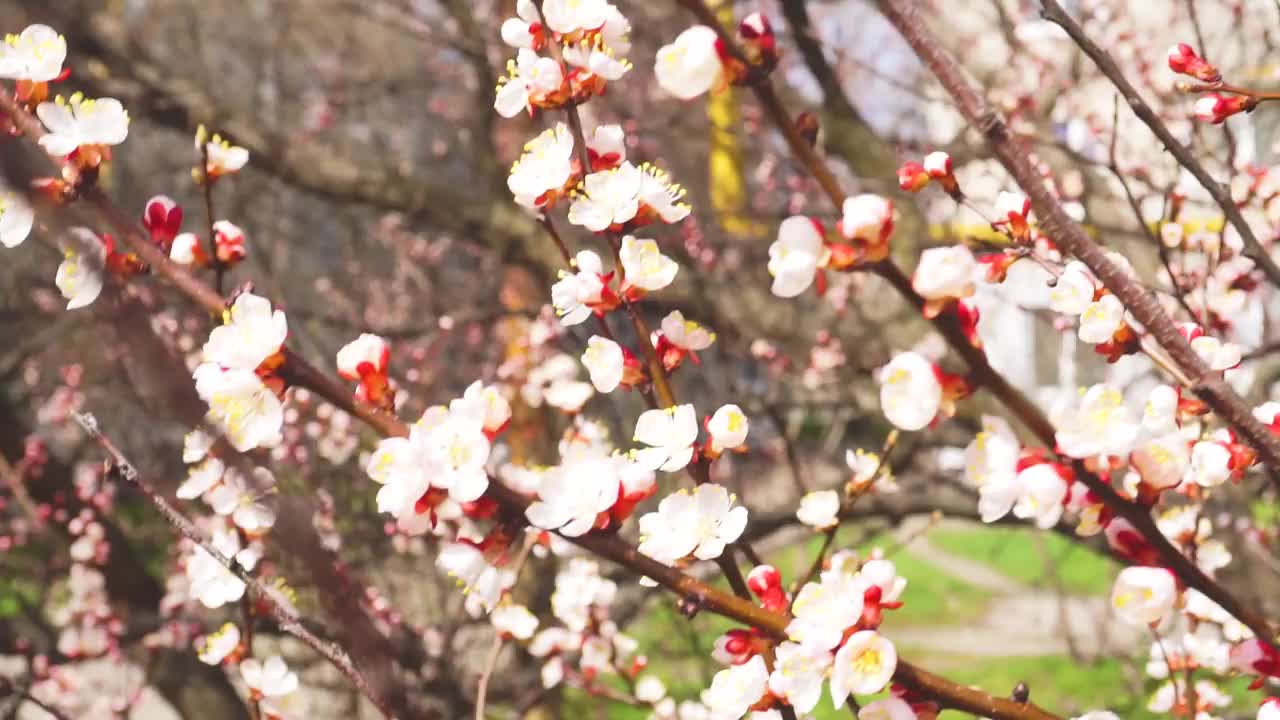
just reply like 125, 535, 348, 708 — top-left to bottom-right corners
928, 525, 1117, 596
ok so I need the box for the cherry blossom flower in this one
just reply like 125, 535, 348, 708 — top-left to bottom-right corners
55, 228, 106, 309
923, 151, 958, 192
1189, 440, 1232, 487
526, 454, 620, 536
994, 192, 1032, 241
241, 655, 299, 699
196, 622, 241, 665
0, 188, 33, 248
1143, 385, 1179, 433
837, 195, 894, 263
768, 216, 826, 298
551, 250, 613, 325
177, 457, 225, 500
788, 571, 864, 650
206, 470, 276, 534
186, 531, 247, 608
1049, 261, 1096, 315
551, 558, 616, 631
508, 123, 576, 209
1111, 566, 1177, 626
796, 490, 839, 530
1260, 697, 1280, 720
858, 697, 918, 720
0, 25, 66, 83
199, 131, 249, 179
912, 245, 977, 317
582, 335, 625, 393
657, 310, 716, 370
203, 292, 287, 371
619, 234, 678, 293
501, 0, 544, 50
636, 675, 667, 704
637, 484, 747, 563
831, 631, 897, 703
964, 416, 1021, 523
1055, 384, 1139, 461
878, 352, 942, 431
568, 161, 690, 231
492, 603, 539, 640
1189, 334, 1242, 371
1131, 433, 1190, 491
701, 655, 768, 719
633, 404, 699, 472
562, 37, 632, 82
522, 353, 596, 411
706, 403, 749, 454
193, 366, 284, 452
1078, 294, 1124, 344
183, 428, 214, 463
1167, 43, 1220, 83
655, 26, 723, 100
463, 380, 513, 436
768, 641, 833, 713
437, 541, 515, 612
897, 161, 930, 192
421, 397, 493, 502
1012, 463, 1069, 529
495, 48, 565, 118
37, 93, 129, 157
337, 333, 393, 408
213, 220, 246, 265
586, 124, 626, 170
542, 0, 610, 35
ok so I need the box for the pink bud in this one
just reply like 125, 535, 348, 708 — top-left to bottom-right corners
1194, 94, 1252, 124
897, 161, 930, 192
746, 564, 781, 594
1167, 43, 1221, 83
143, 195, 183, 249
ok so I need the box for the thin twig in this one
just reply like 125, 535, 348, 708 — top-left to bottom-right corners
475, 535, 537, 720
71, 413, 399, 720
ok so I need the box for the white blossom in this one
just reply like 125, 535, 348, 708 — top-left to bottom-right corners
551, 250, 609, 325
0, 25, 66, 82
194, 365, 284, 452
1049, 261, 1095, 315
1190, 440, 1232, 487
55, 227, 106, 309
491, 603, 539, 640
637, 484, 748, 563
542, 0, 610, 34
1078, 294, 1124, 344
655, 26, 723, 100
706, 404, 749, 452
509, 123, 575, 209
633, 404, 699, 472
1055, 384, 1139, 461
1111, 566, 1177, 626
661, 310, 716, 350
196, 622, 241, 665
0, 189, 34, 248
526, 454, 620, 536
336, 333, 388, 379
37, 94, 129, 156
859, 697, 918, 720
912, 245, 977, 303
788, 572, 864, 651
830, 631, 897, 704
177, 457, 225, 500
796, 490, 839, 530
701, 655, 768, 719
241, 655, 299, 698
495, 48, 564, 118
1012, 463, 1068, 529
839, 194, 894, 247
878, 352, 941, 431
768, 641, 832, 713
437, 541, 515, 612
620, 234, 678, 291
203, 292, 288, 371
768, 216, 825, 298
582, 335, 625, 393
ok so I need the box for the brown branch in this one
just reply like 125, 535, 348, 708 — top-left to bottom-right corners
871, 0, 1280, 645
1037, 0, 1280, 289
71, 413, 399, 720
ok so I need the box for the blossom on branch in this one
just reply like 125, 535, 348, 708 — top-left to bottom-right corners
637, 484, 748, 563
567, 161, 690, 232
1110, 566, 1177, 626
706, 403, 749, 455
655, 26, 724, 100
619, 234, 678, 294
37, 93, 129, 164
912, 245, 977, 318
55, 227, 106, 309
197, 128, 249, 180
830, 630, 897, 703
0, 25, 66, 84
509, 123, 576, 210
202, 292, 288, 372
0, 187, 33, 248
632, 404, 699, 472
337, 333, 393, 409
768, 216, 827, 298
877, 352, 942, 432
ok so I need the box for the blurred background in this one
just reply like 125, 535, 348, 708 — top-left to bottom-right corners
1, 0, 1279, 717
